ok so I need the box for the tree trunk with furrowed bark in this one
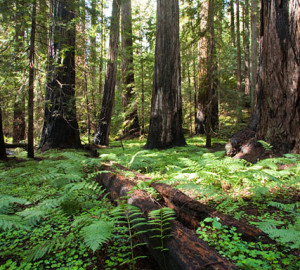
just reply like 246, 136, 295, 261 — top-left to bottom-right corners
145, 0, 185, 149
227, 0, 300, 161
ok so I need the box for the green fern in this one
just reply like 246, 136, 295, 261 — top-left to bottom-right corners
148, 207, 175, 252
81, 220, 114, 253
110, 204, 148, 269
0, 195, 30, 214
0, 214, 30, 230
18, 199, 59, 226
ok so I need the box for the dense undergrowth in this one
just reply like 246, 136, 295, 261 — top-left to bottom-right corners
0, 137, 299, 269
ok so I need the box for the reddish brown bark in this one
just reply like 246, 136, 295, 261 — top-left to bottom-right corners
27, 0, 36, 158
227, 0, 300, 159
40, 0, 81, 150
94, 0, 120, 146
121, 0, 140, 137
145, 0, 186, 149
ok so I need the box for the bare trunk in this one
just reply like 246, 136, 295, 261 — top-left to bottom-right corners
89, 0, 97, 122
13, 2, 26, 143
27, 0, 37, 158
230, 0, 236, 46
0, 105, 7, 161
121, 0, 140, 137
244, 0, 250, 97
236, 0, 242, 122
257, 0, 300, 152
205, 0, 216, 147
227, 0, 300, 160
94, 0, 120, 146
250, 0, 258, 110
40, 0, 81, 150
145, 0, 185, 149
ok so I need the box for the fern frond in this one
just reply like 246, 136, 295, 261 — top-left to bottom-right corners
81, 220, 114, 252
0, 214, 30, 230
18, 199, 58, 226
0, 195, 30, 214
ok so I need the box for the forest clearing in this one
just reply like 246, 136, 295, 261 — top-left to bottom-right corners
0, 0, 299, 269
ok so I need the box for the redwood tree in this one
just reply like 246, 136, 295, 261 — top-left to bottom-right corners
121, 0, 140, 137
27, 0, 36, 158
255, 0, 300, 152
145, 0, 186, 149
40, 0, 81, 150
227, 0, 300, 160
0, 105, 7, 161
93, 0, 120, 146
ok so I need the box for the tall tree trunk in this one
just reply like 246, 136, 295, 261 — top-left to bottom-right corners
195, 0, 218, 136
89, 0, 97, 120
250, 0, 258, 110
205, 0, 216, 147
13, 0, 26, 143
145, 0, 185, 149
193, 54, 197, 135
244, 0, 250, 97
256, 0, 300, 152
141, 49, 145, 135
98, 0, 105, 106
121, 0, 140, 137
28, 0, 37, 158
94, 0, 120, 146
0, 105, 7, 161
227, 0, 300, 160
40, 0, 81, 150
236, 0, 242, 122
230, 0, 235, 46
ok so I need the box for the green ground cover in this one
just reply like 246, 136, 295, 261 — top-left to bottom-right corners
0, 137, 299, 269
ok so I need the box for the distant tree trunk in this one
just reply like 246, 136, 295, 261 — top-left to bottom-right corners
89, 0, 97, 121
0, 105, 7, 161
94, 0, 120, 145
230, 0, 235, 46
145, 0, 185, 149
40, 0, 81, 150
141, 50, 145, 135
205, 0, 217, 147
250, 0, 258, 110
98, 1, 105, 106
27, 0, 37, 158
243, 0, 250, 97
227, 0, 300, 161
195, 0, 218, 136
236, 0, 242, 122
13, 1, 26, 143
121, 0, 140, 137
193, 54, 197, 135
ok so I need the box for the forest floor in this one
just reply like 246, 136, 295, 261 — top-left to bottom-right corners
0, 136, 299, 269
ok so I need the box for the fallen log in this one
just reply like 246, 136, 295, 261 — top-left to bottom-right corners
96, 168, 237, 270
110, 163, 273, 244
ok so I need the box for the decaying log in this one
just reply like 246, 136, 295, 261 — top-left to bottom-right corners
96, 168, 237, 270
151, 182, 271, 243
111, 163, 273, 243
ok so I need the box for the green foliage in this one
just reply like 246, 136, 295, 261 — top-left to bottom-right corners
197, 218, 300, 269
148, 207, 175, 252
110, 203, 148, 269
81, 220, 114, 253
